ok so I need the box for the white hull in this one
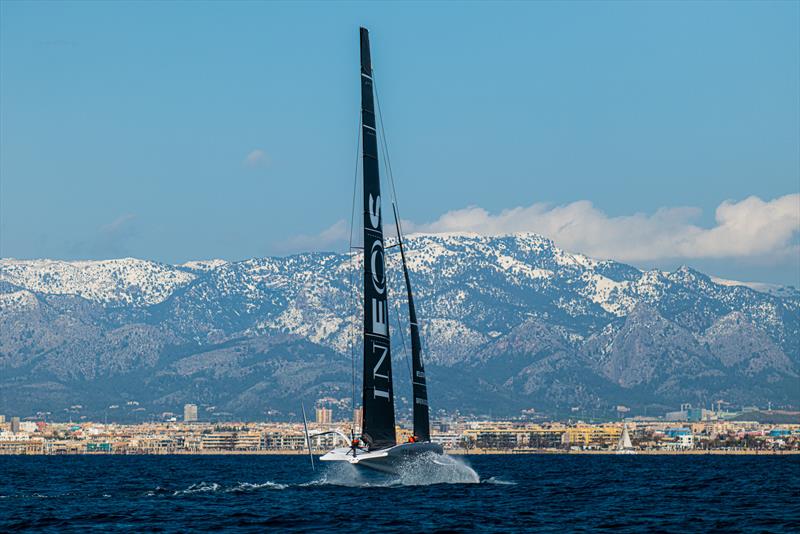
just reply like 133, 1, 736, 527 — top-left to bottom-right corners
320, 442, 444, 474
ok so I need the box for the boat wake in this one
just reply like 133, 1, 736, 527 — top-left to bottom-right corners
147, 481, 289, 497
146, 455, 501, 496
482, 476, 517, 485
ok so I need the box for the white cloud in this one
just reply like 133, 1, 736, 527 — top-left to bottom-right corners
244, 149, 268, 168
680, 195, 799, 259
286, 194, 799, 264
404, 194, 800, 262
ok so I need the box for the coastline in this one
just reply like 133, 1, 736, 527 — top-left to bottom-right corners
2, 448, 798, 456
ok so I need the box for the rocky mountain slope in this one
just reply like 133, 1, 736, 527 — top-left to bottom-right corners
1, 233, 797, 421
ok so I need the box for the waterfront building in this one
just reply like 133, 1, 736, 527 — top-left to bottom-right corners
11, 417, 20, 433
201, 432, 236, 450
199, 431, 267, 451
527, 427, 566, 449
457, 423, 572, 450
183, 434, 202, 452
563, 425, 622, 449
308, 431, 340, 451
663, 427, 695, 449
130, 436, 180, 454
0, 435, 44, 454
44, 440, 85, 455
184, 404, 198, 423
431, 433, 461, 449
263, 430, 307, 450
234, 432, 262, 451
463, 425, 528, 450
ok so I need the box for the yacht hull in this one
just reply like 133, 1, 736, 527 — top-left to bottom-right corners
320, 442, 444, 474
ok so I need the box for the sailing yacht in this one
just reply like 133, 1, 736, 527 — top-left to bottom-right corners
615, 424, 636, 454
319, 27, 443, 474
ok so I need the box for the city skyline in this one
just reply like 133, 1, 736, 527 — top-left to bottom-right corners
2, 412, 798, 455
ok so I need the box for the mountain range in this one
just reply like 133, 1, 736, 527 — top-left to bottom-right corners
1, 233, 798, 421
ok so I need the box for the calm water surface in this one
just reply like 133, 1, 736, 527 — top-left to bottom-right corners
1, 454, 798, 532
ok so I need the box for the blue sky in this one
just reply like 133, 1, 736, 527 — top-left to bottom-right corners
1, 1, 798, 284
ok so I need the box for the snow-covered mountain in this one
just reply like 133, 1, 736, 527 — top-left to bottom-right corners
1, 233, 797, 420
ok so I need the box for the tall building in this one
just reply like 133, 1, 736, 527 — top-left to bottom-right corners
0, 415, 5, 424
315, 407, 332, 424
11, 416, 21, 433
183, 404, 198, 422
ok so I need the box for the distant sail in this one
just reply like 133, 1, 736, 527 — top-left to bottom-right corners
359, 27, 396, 450
617, 424, 633, 450
393, 206, 431, 442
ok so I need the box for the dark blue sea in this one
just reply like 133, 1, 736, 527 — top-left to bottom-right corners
1, 454, 798, 532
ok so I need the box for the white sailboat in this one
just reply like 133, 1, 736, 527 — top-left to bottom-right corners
615, 424, 637, 454
319, 27, 443, 474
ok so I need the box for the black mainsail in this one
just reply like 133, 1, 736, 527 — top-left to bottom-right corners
319, 27, 445, 472
393, 208, 431, 442
359, 27, 396, 450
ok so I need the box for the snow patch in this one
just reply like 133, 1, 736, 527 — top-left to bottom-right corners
180, 259, 228, 272
0, 258, 195, 306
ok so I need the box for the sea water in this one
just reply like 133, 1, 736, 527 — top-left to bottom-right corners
1, 454, 798, 532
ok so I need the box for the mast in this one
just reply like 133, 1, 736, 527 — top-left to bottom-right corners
359, 27, 396, 450
393, 205, 431, 442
